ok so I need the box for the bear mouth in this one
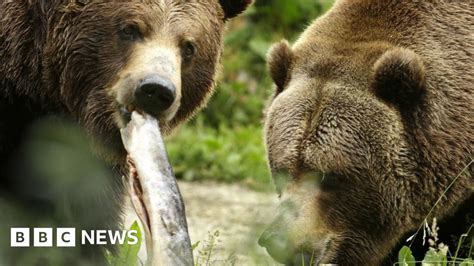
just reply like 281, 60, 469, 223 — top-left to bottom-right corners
118, 103, 176, 128
119, 104, 136, 124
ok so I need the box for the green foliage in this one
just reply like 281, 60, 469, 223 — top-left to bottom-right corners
252, 0, 333, 35
397, 223, 473, 266
398, 246, 416, 266
397, 245, 473, 266
166, 119, 272, 190
422, 249, 448, 266
106, 221, 142, 266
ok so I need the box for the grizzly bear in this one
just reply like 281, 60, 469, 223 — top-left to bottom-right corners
0, 0, 251, 263
259, 0, 473, 265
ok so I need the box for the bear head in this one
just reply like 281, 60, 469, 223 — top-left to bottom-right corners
258, 4, 472, 265
40, 0, 252, 162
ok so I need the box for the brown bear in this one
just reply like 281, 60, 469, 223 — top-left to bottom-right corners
0, 0, 251, 264
259, 0, 473, 265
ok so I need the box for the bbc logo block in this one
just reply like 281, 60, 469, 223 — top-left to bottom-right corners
34, 228, 53, 247
57, 228, 75, 247
10, 228, 75, 247
10, 228, 29, 247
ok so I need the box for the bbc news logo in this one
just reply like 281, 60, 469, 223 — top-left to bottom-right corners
10, 228, 138, 247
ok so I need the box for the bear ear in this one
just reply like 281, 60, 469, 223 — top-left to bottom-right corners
372, 48, 426, 109
219, 0, 253, 20
268, 40, 293, 94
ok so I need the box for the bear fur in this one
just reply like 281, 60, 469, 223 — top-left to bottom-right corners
260, 0, 473, 265
0, 0, 250, 263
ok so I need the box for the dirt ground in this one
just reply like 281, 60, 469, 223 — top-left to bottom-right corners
124, 181, 281, 265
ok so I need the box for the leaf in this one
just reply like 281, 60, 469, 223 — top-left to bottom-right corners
422, 249, 447, 266
109, 221, 142, 266
192, 241, 200, 251
398, 246, 416, 266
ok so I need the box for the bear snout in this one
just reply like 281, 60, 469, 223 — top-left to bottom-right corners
135, 75, 177, 115
112, 46, 183, 124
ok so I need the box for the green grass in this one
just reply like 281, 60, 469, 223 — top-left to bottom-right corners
397, 240, 473, 266
166, 119, 272, 191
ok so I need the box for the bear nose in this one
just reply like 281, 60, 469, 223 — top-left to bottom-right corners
135, 75, 176, 115
258, 229, 292, 264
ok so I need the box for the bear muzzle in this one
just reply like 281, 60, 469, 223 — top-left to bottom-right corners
112, 46, 182, 126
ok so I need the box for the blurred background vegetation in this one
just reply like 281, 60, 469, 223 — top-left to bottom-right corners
166, 0, 334, 190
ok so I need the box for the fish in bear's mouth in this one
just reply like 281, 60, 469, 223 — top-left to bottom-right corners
119, 110, 192, 264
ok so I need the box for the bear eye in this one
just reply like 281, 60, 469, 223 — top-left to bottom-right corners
182, 41, 197, 61
119, 24, 141, 42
